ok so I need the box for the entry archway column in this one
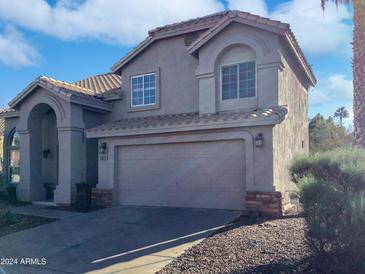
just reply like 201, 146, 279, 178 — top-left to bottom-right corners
17, 129, 31, 201
54, 126, 84, 204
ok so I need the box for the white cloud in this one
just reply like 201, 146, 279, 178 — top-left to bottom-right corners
310, 74, 353, 106
310, 74, 353, 126
227, 0, 268, 17
0, 0, 352, 55
226, 0, 352, 55
270, 0, 352, 55
0, 0, 352, 58
0, 0, 224, 46
0, 25, 39, 67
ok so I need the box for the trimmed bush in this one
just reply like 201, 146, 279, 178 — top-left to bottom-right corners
0, 209, 16, 225
290, 149, 365, 191
290, 149, 365, 273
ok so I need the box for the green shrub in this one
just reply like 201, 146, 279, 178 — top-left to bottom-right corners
0, 209, 16, 225
290, 148, 365, 191
290, 148, 365, 273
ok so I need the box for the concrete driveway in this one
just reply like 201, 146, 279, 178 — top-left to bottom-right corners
0, 206, 241, 274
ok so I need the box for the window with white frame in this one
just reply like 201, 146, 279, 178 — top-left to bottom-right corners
221, 61, 256, 100
131, 73, 156, 106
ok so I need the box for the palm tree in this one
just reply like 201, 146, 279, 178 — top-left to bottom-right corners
334, 106, 349, 127
321, 0, 365, 148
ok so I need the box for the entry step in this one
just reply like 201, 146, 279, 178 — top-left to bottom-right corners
32, 201, 57, 207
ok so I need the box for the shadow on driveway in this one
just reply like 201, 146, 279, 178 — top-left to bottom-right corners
0, 206, 241, 274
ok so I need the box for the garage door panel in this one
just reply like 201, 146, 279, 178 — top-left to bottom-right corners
119, 156, 243, 176
117, 140, 245, 210
120, 190, 245, 210
120, 173, 243, 192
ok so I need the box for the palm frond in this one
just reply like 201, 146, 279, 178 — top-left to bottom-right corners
321, 0, 352, 9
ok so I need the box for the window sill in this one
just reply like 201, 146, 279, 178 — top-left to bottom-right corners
127, 103, 160, 112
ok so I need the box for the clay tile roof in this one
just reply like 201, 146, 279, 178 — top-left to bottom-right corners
73, 73, 121, 95
148, 10, 230, 36
112, 10, 315, 86
87, 106, 288, 136
40, 76, 95, 95
9, 76, 112, 110
0, 108, 16, 114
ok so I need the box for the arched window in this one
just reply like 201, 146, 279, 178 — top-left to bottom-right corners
8, 128, 20, 184
218, 45, 257, 100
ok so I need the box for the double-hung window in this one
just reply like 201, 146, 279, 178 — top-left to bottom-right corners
221, 61, 256, 100
131, 73, 156, 107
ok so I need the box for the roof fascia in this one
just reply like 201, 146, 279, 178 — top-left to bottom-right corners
111, 23, 216, 73
9, 81, 112, 112
283, 34, 316, 86
111, 37, 154, 73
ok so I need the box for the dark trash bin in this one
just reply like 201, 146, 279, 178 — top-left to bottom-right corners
7, 184, 18, 205
75, 183, 92, 211
44, 183, 56, 201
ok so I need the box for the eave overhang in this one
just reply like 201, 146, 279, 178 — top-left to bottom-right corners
86, 106, 288, 139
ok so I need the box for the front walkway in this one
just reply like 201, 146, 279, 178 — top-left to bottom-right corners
0, 206, 241, 274
9, 204, 84, 219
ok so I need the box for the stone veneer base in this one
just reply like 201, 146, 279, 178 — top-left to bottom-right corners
92, 188, 113, 208
245, 191, 282, 216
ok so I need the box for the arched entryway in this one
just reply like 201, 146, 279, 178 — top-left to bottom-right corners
28, 103, 59, 201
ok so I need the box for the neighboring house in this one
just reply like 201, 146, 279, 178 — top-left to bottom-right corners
0, 10, 316, 214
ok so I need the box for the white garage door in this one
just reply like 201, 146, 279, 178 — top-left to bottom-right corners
117, 140, 245, 210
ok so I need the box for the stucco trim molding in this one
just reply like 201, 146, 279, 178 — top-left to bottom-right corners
196, 72, 215, 79
16, 93, 67, 132
57, 126, 85, 133
106, 131, 255, 205
257, 61, 285, 71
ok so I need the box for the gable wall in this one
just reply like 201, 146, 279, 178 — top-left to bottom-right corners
105, 22, 291, 121
106, 35, 199, 121
195, 22, 282, 113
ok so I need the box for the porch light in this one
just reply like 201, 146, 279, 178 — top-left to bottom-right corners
99, 142, 107, 154
255, 133, 263, 148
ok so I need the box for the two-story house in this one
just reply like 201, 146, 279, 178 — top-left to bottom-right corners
0, 10, 316, 215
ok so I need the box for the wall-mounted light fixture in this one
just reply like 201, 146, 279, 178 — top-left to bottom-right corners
255, 133, 263, 148
99, 142, 107, 154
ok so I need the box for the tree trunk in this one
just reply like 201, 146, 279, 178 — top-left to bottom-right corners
353, 0, 365, 148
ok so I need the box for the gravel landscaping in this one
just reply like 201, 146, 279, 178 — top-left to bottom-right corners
0, 199, 54, 238
159, 215, 319, 274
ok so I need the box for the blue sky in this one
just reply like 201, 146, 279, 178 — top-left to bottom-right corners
0, 0, 354, 128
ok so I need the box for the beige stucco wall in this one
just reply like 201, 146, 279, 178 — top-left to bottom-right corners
106, 35, 199, 121
105, 22, 285, 121
97, 126, 275, 202
196, 22, 282, 113
11, 87, 87, 203
2, 19, 312, 208
273, 56, 309, 205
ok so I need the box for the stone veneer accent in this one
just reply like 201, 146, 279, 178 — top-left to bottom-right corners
92, 188, 113, 208
245, 191, 282, 216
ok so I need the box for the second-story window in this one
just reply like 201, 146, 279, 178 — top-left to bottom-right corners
131, 73, 156, 107
221, 61, 256, 100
